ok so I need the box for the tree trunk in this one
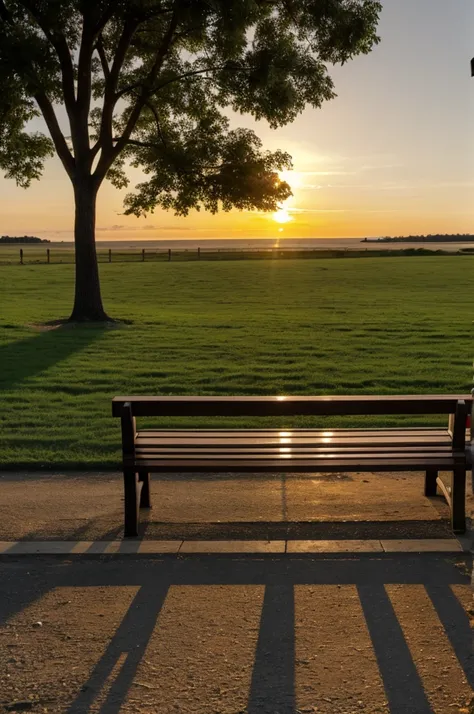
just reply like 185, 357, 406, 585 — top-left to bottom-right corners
69, 178, 110, 321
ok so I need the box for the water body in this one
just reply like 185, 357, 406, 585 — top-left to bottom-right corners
44, 237, 474, 252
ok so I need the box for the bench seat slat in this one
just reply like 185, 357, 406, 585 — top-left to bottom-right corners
137, 427, 449, 439
137, 428, 450, 435
136, 436, 452, 447
135, 445, 453, 455
133, 458, 456, 472
133, 451, 456, 461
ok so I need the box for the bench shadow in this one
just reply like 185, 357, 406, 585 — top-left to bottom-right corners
138, 518, 455, 540
12, 517, 124, 545
0, 324, 106, 392
0, 554, 471, 714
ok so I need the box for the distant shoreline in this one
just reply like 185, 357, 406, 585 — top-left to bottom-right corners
364, 235, 474, 244
1, 236, 474, 254
0, 236, 50, 244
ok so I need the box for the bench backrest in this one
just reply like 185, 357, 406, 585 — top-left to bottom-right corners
113, 396, 472, 459
112, 395, 472, 417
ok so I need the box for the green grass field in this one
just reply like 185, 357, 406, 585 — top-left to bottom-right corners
1, 256, 472, 468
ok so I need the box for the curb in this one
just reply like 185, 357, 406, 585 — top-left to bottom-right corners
0, 539, 469, 556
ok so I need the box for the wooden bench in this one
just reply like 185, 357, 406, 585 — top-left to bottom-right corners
112, 395, 472, 537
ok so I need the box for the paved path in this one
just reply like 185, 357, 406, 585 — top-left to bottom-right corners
0, 471, 472, 713
1, 470, 472, 542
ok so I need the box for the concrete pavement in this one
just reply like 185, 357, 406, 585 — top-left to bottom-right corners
1, 469, 471, 542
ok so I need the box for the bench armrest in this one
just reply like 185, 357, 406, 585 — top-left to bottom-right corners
120, 402, 136, 463
471, 389, 474, 444
450, 399, 467, 454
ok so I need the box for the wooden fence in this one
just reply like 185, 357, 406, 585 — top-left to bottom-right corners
0, 245, 465, 266
6, 246, 357, 265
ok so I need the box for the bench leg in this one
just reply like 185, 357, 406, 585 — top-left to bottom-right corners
451, 465, 466, 534
424, 469, 438, 497
124, 469, 139, 537
139, 471, 152, 509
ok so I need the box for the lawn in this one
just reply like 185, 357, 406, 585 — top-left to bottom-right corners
0, 256, 472, 468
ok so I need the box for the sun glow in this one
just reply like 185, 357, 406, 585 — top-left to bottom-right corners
279, 170, 302, 190
271, 169, 301, 225
272, 208, 293, 224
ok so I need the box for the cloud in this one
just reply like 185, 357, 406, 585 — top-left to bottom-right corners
96, 223, 191, 233
359, 164, 404, 172
288, 207, 348, 214
154, 226, 191, 231
285, 207, 399, 215
298, 170, 355, 176
28, 229, 70, 234
320, 180, 474, 192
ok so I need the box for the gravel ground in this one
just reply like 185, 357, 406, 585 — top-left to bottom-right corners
0, 555, 472, 714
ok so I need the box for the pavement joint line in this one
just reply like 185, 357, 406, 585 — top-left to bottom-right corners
0, 538, 468, 555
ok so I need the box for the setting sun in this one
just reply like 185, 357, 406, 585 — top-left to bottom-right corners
272, 208, 293, 224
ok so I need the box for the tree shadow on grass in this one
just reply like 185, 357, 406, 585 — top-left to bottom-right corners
0, 324, 106, 392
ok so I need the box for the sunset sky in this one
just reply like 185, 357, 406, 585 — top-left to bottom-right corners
0, 0, 473, 242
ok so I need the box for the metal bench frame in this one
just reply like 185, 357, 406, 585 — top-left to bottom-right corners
112, 395, 472, 537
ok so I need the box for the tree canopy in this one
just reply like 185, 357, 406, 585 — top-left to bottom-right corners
0, 0, 381, 212
0, 0, 382, 320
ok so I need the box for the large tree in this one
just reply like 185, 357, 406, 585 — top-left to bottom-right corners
0, 0, 381, 321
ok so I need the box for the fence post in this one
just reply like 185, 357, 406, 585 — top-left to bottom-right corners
197, 246, 200, 260
168, 248, 171, 262
109, 248, 112, 263
142, 248, 145, 262
47, 248, 50, 264
20, 248, 23, 265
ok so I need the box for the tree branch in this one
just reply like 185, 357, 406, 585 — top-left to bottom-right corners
114, 80, 145, 100
94, 2, 180, 181
96, 34, 110, 80
93, 1, 173, 37
91, 16, 140, 162
113, 98, 167, 148
0, 1, 75, 177
75, 17, 95, 160
151, 64, 235, 92
34, 92, 75, 178
116, 62, 248, 102
112, 138, 156, 149
0, 0, 13, 23
109, 143, 244, 176
144, 100, 167, 147
140, 4, 181, 92
93, 0, 121, 36
17, 0, 76, 116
